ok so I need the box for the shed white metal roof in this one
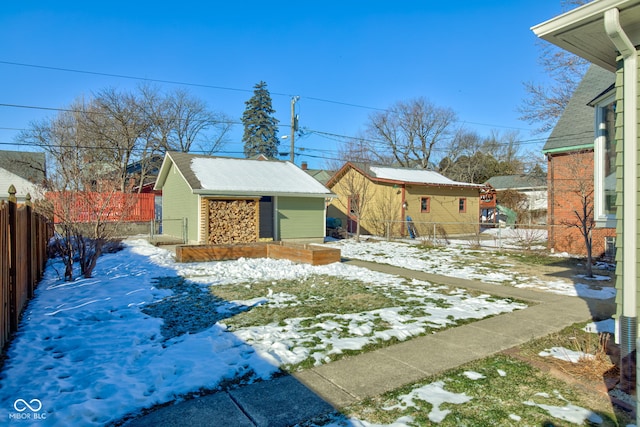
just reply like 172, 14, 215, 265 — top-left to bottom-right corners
154, 152, 333, 197
191, 157, 333, 195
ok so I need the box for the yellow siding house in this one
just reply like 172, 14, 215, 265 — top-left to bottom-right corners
327, 163, 485, 239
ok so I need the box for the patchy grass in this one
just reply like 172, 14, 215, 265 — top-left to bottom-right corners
322, 354, 629, 426
496, 250, 572, 267
209, 276, 396, 329
300, 320, 633, 427
207, 274, 526, 371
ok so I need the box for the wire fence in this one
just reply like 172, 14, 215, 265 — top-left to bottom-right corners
338, 218, 549, 251
149, 218, 188, 244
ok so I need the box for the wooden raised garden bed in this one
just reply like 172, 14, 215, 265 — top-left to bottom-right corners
175, 242, 341, 266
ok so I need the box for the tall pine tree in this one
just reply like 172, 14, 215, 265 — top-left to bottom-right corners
242, 81, 280, 158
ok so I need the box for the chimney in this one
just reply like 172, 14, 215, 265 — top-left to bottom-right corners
301, 161, 308, 170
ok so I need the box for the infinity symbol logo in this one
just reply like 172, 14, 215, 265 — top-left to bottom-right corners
13, 398, 43, 412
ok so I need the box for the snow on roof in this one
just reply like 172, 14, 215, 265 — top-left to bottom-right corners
369, 166, 481, 187
0, 167, 43, 199
191, 157, 332, 195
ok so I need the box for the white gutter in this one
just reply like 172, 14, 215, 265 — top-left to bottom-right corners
605, 7, 637, 318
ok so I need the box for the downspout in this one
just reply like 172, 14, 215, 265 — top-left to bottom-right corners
548, 154, 555, 252
604, 7, 638, 389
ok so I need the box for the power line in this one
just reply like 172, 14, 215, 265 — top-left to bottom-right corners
0, 60, 538, 132
0, 102, 480, 150
0, 60, 266, 96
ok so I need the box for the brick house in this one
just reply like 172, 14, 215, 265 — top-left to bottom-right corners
542, 65, 617, 258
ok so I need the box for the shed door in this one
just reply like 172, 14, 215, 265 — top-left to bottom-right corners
259, 196, 274, 239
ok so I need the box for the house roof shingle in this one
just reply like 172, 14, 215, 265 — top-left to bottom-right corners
543, 65, 615, 154
485, 175, 547, 191
0, 150, 46, 184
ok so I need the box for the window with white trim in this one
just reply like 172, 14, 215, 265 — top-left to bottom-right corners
594, 95, 616, 227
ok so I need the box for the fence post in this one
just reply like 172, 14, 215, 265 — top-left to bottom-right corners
7, 185, 18, 332
25, 194, 34, 299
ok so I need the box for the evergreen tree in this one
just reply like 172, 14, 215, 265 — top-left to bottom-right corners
242, 81, 279, 158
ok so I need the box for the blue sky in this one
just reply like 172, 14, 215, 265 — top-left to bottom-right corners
0, 1, 566, 169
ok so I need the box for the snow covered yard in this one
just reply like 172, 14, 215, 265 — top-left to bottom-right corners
323, 237, 616, 299
0, 238, 531, 426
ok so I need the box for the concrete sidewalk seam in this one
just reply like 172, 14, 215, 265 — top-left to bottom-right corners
226, 391, 258, 427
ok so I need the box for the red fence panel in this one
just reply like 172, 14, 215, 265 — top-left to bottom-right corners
47, 192, 155, 223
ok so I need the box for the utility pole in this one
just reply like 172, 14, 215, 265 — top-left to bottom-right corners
290, 96, 300, 163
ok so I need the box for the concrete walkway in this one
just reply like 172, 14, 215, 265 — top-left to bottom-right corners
124, 259, 598, 427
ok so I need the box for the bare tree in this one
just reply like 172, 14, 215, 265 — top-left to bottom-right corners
165, 88, 232, 154
332, 164, 374, 242
18, 103, 132, 280
80, 88, 149, 192
16, 85, 232, 279
439, 130, 524, 183
518, 0, 590, 133
328, 135, 376, 171
367, 186, 401, 238
557, 151, 595, 277
365, 98, 457, 169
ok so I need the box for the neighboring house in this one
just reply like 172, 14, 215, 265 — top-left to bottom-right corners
0, 150, 46, 202
126, 154, 164, 193
154, 152, 334, 244
533, 0, 640, 394
301, 161, 333, 186
542, 65, 616, 257
485, 174, 547, 225
326, 162, 485, 238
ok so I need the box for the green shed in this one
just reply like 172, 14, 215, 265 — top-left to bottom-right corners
154, 152, 334, 244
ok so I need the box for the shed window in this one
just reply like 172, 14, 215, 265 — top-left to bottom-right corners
420, 197, 430, 213
459, 198, 466, 213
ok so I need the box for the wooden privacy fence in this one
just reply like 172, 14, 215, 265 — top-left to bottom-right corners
0, 186, 51, 351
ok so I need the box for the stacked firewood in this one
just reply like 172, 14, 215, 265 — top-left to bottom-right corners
207, 199, 258, 244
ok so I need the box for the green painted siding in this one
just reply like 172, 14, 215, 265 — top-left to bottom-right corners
614, 63, 624, 316
277, 197, 325, 240
162, 163, 199, 242
614, 52, 640, 330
